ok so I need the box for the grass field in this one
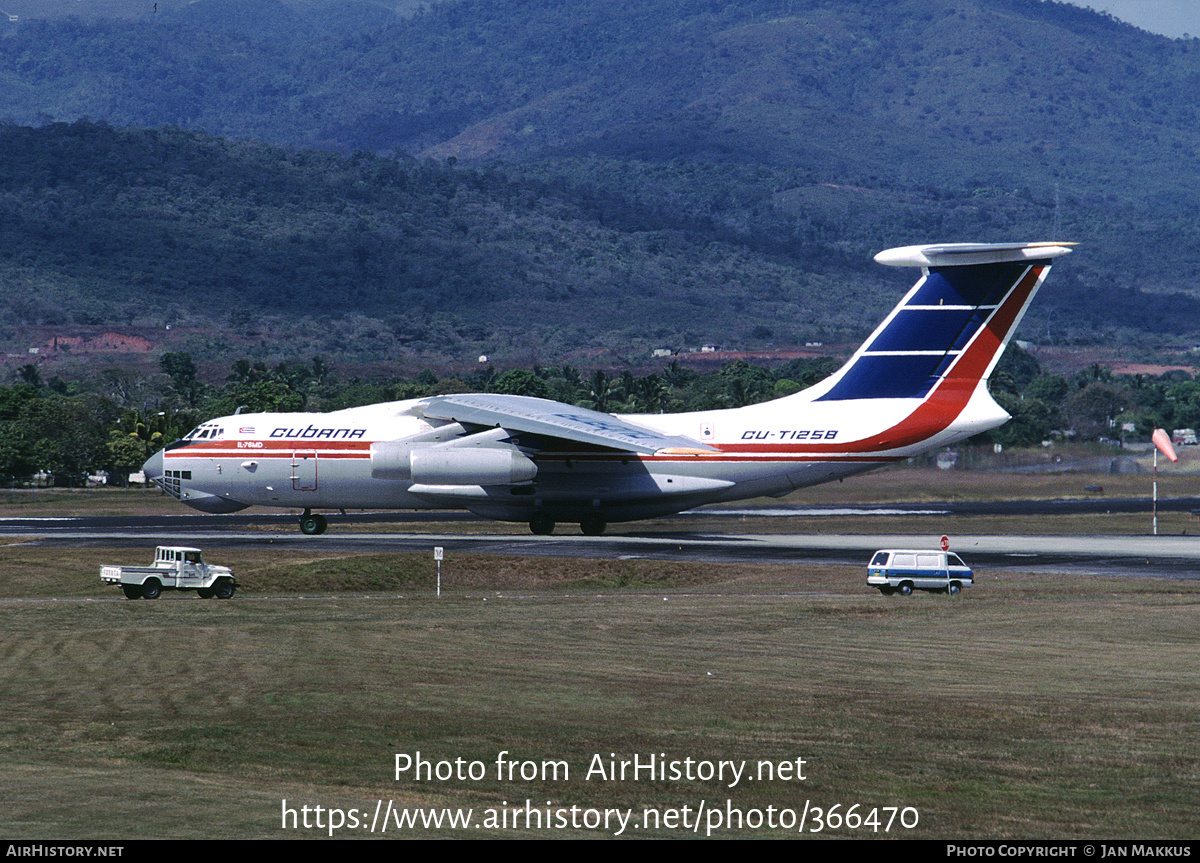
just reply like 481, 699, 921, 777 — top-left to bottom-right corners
2, 545, 1199, 839
2, 463, 1199, 839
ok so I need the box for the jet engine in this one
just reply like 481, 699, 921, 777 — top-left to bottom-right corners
370, 426, 537, 485
409, 446, 537, 486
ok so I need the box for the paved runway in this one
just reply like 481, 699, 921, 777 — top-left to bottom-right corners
6, 510, 1200, 578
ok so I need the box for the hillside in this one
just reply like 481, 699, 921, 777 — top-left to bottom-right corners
0, 122, 906, 364
2, 0, 1200, 366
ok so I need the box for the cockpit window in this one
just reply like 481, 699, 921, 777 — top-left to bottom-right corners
184, 425, 224, 440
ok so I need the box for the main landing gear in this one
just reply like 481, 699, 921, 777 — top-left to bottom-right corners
299, 509, 328, 535
528, 514, 607, 536
579, 514, 607, 536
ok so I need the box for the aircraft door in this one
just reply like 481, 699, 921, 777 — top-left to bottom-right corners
292, 451, 318, 491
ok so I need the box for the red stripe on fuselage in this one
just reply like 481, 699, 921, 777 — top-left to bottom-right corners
163, 440, 372, 459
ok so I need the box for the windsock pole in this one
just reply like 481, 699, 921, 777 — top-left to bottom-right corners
1151, 429, 1178, 536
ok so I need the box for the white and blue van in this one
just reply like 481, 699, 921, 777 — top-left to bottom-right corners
867, 549, 973, 596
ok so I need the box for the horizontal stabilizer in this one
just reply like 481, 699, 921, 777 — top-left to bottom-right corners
874, 242, 1074, 268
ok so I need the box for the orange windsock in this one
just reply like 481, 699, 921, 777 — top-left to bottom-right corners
1152, 428, 1178, 463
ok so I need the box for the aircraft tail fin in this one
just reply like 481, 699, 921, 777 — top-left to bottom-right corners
809, 242, 1073, 405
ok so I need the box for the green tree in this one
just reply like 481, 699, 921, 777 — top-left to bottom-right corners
492, 369, 550, 399
1064, 383, 1125, 440
582, 370, 614, 412
1025, 374, 1070, 404
160, 351, 200, 407
107, 431, 149, 484
207, 380, 307, 416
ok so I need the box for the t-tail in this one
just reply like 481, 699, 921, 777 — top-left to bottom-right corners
726, 242, 1074, 465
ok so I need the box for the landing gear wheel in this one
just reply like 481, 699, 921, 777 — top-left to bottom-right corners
580, 515, 607, 536
141, 579, 162, 600
529, 515, 555, 535
299, 513, 328, 535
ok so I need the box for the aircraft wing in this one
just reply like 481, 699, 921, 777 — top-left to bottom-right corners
418, 393, 716, 454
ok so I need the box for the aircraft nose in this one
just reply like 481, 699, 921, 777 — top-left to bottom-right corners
142, 449, 163, 483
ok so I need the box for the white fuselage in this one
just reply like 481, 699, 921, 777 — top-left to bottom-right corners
142, 241, 1072, 534
147, 380, 1007, 523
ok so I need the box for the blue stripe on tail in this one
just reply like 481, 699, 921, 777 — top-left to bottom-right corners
817, 261, 1031, 401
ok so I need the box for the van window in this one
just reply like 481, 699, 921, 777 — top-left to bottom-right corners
948, 553, 965, 567
916, 554, 941, 568
870, 552, 889, 567
893, 553, 916, 567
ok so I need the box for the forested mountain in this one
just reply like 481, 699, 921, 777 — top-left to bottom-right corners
3, 0, 1200, 365
0, 121, 909, 364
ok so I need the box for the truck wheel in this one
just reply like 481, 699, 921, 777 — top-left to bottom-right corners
122, 585, 142, 600
141, 579, 162, 600
213, 579, 236, 600
197, 588, 214, 599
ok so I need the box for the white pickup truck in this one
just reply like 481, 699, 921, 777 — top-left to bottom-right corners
101, 546, 237, 600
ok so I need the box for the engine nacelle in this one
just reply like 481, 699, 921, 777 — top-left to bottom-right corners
371, 426, 537, 486
369, 422, 470, 480
409, 446, 537, 486
370, 441, 413, 480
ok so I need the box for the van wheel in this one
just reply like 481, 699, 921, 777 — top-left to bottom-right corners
877, 587, 894, 596
898, 583, 913, 596
948, 582, 961, 595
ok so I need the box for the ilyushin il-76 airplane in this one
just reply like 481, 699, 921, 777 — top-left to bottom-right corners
142, 241, 1072, 536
